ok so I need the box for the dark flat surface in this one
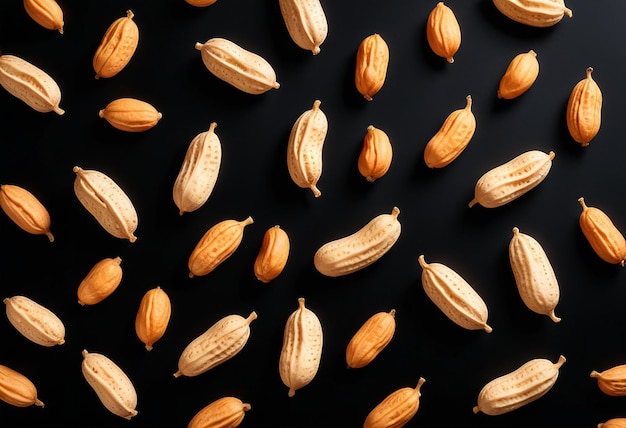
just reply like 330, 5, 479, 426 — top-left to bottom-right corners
1, 0, 625, 426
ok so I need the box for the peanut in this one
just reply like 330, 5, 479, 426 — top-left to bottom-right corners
184, 0, 218, 6
345, 309, 396, 369
426, 2, 461, 63
599, 418, 626, 428
135, 286, 171, 351
363, 378, 426, 428
566, 67, 602, 147
0, 364, 44, 408
99, 97, 162, 132
492, 0, 572, 27
77, 256, 123, 305
497, 50, 539, 99
23, 0, 64, 33
93, 10, 139, 79
358, 125, 393, 182
4, 295, 65, 346
188, 396, 251, 428
591, 364, 626, 396
355, 33, 389, 101
254, 225, 290, 283
0, 184, 54, 241
578, 197, 626, 266
279, 0, 328, 55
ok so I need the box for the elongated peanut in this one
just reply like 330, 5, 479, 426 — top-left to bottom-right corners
591, 364, 626, 396
254, 225, 290, 283
358, 125, 393, 182
509, 227, 561, 322
173, 122, 222, 215
418, 255, 492, 332
188, 396, 251, 428
469, 150, 554, 208
77, 257, 123, 305
567, 67, 602, 147
135, 286, 171, 351
364, 378, 426, 428
4, 295, 65, 346
73, 166, 138, 242
599, 418, 626, 428
195, 38, 279, 94
279, 297, 323, 397
498, 50, 539, 99
188, 216, 254, 277
185, 0, 218, 6
279, 0, 328, 55
423, 95, 476, 168
345, 309, 396, 369
174, 311, 257, 378
578, 197, 626, 266
492, 0, 572, 27
99, 97, 162, 132
287, 99, 327, 197
314, 207, 401, 277
0, 53, 64, 114
81, 349, 138, 419
0, 365, 44, 408
473, 355, 565, 415
93, 10, 139, 79
24, 0, 64, 33
0, 184, 53, 241
355, 33, 389, 101
426, 2, 461, 63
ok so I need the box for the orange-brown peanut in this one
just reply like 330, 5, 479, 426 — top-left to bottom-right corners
355, 33, 389, 101
578, 197, 626, 266
23, 0, 64, 33
77, 257, 123, 305
358, 125, 393, 182
346, 309, 396, 369
254, 225, 290, 283
99, 97, 162, 132
93, 10, 139, 79
188, 396, 251, 428
135, 286, 172, 351
567, 67, 602, 147
0, 365, 44, 408
426, 2, 461, 63
0, 184, 53, 241
591, 364, 626, 396
498, 50, 539, 99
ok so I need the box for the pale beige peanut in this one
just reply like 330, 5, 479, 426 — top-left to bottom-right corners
135, 286, 171, 351
73, 166, 138, 242
578, 197, 626, 266
4, 295, 65, 346
81, 349, 138, 419
355, 33, 389, 101
567, 67, 602, 147
195, 38, 279, 94
173, 122, 221, 216
254, 225, 290, 283
418, 255, 492, 332
0, 365, 44, 408
498, 50, 539, 99
345, 309, 396, 369
99, 97, 162, 132
174, 311, 257, 378
188, 396, 251, 428
469, 150, 554, 208
77, 257, 123, 305
0, 53, 64, 114
279, 297, 323, 397
93, 9, 139, 79
426, 2, 461, 63
363, 378, 426, 428
473, 355, 566, 415
188, 216, 254, 277
590, 364, 626, 397
287, 99, 327, 197
314, 207, 401, 277
492, 0, 572, 27
509, 227, 561, 322
279, 0, 328, 55
24, 0, 64, 33
0, 184, 54, 241
358, 125, 393, 182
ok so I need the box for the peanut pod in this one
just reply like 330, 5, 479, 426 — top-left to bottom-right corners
24, 0, 64, 33
93, 10, 139, 79
99, 97, 162, 132
566, 67, 602, 147
492, 0, 572, 27
279, 0, 328, 55
578, 197, 626, 266
345, 309, 396, 369
355, 33, 389, 101
135, 286, 171, 351
591, 364, 626, 397
187, 396, 251, 428
254, 225, 290, 283
77, 256, 123, 305
4, 295, 65, 346
0, 365, 44, 408
358, 125, 393, 182
0, 184, 54, 241
426, 2, 461, 63
363, 378, 426, 428
497, 50, 539, 99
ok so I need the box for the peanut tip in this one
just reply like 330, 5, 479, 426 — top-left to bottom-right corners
243, 403, 252, 411
310, 185, 321, 197
35, 399, 44, 407
548, 310, 561, 323
288, 387, 296, 397
555, 355, 566, 368
417, 254, 427, 269
173, 370, 182, 378
312, 46, 321, 55
468, 198, 478, 208
473, 405, 481, 414
45, 231, 55, 242
194, 42, 204, 51
54, 106, 64, 115
416, 377, 426, 391
483, 324, 493, 333
590, 370, 600, 378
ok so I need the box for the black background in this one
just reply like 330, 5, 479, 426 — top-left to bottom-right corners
1, 0, 626, 427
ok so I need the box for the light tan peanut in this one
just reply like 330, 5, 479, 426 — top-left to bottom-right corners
173, 122, 222, 216
184, 0, 218, 6
188, 396, 251, 428
188, 216, 254, 277
314, 207, 401, 277
174, 311, 257, 378
77, 257, 123, 305
492, 0, 572, 27
418, 255, 492, 332
498, 50, 539, 99
469, 149, 555, 208
599, 418, 626, 428
254, 225, 290, 283
363, 378, 426, 428
345, 309, 396, 369
0, 184, 54, 241
0, 53, 64, 114
73, 166, 138, 242
578, 197, 626, 266
93, 10, 139, 79
286, 99, 327, 197
279, 297, 323, 397
509, 227, 561, 322
355, 33, 389, 101
81, 349, 138, 419
0, 364, 44, 408
24, 0, 64, 33
473, 355, 565, 415
279, 0, 328, 55
591, 364, 626, 396
426, 2, 461, 63
4, 295, 65, 346
567, 67, 602, 147
423, 95, 476, 168
358, 125, 393, 182
135, 286, 171, 351
195, 38, 279, 95
99, 97, 162, 132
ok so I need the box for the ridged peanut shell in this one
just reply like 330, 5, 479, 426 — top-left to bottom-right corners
578, 197, 626, 266
567, 67, 602, 147
254, 225, 290, 283
4, 295, 65, 346
426, 2, 461, 63
0, 184, 53, 241
346, 309, 396, 369
363, 378, 426, 428
135, 286, 171, 351
498, 50, 539, 99
355, 33, 389, 101
591, 364, 626, 397
99, 97, 162, 132
77, 257, 123, 305
24, 0, 64, 33
188, 397, 251, 428
599, 418, 626, 428
358, 125, 393, 182
492, 0, 573, 27
93, 10, 139, 79
0, 365, 44, 408
279, 0, 328, 55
